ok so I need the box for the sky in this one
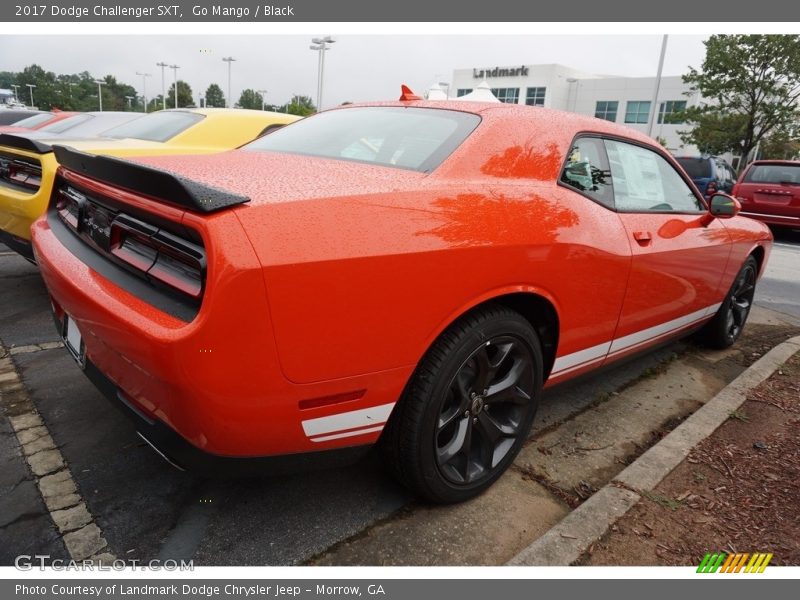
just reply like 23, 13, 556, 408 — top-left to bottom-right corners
0, 34, 707, 109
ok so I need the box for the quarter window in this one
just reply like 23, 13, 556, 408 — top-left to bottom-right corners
491, 88, 520, 104
525, 87, 546, 106
560, 137, 614, 209
594, 101, 618, 122
624, 101, 651, 124
604, 140, 704, 213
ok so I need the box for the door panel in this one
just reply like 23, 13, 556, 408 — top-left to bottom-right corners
604, 139, 731, 360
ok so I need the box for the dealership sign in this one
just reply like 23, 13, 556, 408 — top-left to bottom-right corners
473, 66, 530, 78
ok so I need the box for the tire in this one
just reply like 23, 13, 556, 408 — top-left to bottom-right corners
381, 304, 543, 503
698, 255, 758, 349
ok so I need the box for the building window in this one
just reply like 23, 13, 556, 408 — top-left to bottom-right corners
456, 89, 473, 97
491, 88, 520, 104
658, 100, 687, 124
624, 101, 651, 124
525, 87, 546, 106
594, 101, 618, 122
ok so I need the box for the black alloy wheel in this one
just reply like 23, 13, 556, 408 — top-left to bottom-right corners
435, 335, 534, 486
381, 304, 543, 504
699, 255, 759, 349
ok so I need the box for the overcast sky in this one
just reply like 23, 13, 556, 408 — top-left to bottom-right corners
0, 35, 707, 108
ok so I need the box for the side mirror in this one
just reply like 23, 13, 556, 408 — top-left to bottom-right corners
709, 192, 741, 219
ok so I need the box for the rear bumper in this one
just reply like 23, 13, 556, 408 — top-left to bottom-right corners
80, 356, 370, 476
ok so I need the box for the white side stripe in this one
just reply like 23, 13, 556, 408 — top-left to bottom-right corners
302, 402, 395, 438
309, 425, 386, 443
609, 304, 720, 354
552, 302, 722, 376
551, 341, 611, 373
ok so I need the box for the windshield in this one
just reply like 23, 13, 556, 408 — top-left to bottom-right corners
744, 163, 800, 185
102, 111, 204, 142
10, 112, 54, 128
676, 157, 712, 179
244, 106, 481, 173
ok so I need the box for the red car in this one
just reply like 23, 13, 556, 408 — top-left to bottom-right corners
0, 110, 78, 133
31, 97, 772, 503
732, 159, 800, 229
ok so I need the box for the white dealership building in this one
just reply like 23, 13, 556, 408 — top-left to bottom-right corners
447, 63, 701, 155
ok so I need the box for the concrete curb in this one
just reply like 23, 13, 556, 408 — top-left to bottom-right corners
508, 334, 800, 566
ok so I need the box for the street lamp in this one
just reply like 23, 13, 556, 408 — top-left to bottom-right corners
222, 56, 236, 108
125, 95, 134, 109
310, 36, 335, 111
11, 84, 20, 103
156, 61, 168, 110
94, 80, 106, 111
136, 71, 151, 112
169, 65, 180, 109
26, 83, 36, 108
256, 89, 268, 111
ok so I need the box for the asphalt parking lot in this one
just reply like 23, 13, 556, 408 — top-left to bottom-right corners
1, 228, 799, 566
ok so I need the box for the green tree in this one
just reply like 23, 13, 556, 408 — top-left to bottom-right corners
679, 35, 800, 166
166, 80, 194, 108
279, 94, 316, 116
204, 83, 225, 108
237, 88, 264, 110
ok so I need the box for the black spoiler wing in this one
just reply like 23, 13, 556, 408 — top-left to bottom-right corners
0, 134, 53, 154
52, 145, 250, 213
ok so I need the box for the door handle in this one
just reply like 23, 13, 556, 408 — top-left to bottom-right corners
633, 231, 652, 245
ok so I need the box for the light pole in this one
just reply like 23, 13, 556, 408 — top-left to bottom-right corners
169, 65, 180, 109
26, 84, 36, 108
310, 36, 335, 111
11, 84, 19, 103
156, 61, 168, 110
222, 57, 236, 108
647, 34, 669, 138
94, 80, 106, 111
256, 89, 268, 111
125, 95, 134, 109
136, 71, 151, 112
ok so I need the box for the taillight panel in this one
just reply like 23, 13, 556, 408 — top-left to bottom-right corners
0, 152, 43, 192
54, 182, 207, 307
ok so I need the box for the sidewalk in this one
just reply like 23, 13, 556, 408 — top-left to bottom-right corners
508, 335, 800, 566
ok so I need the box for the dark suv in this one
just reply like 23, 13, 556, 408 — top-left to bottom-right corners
675, 155, 737, 199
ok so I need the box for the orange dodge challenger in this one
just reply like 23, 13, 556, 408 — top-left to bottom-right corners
31, 99, 772, 503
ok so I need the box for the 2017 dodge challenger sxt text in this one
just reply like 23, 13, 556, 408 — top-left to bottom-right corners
30, 97, 771, 503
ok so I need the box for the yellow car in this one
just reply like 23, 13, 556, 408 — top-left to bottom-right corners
0, 108, 300, 260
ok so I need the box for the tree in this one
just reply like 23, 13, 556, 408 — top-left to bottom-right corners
166, 80, 194, 108
279, 94, 316, 116
204, 83, 225, 108
237, 88, 264, 110
679, 35, 800, 166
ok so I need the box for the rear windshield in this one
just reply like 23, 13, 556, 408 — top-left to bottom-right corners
744, 163, 800, 185
102, 111, 204, 142
10, 112, 54, 128
38, 114, 92, 134
676, 157, 712, 179
0, 111, 40, 125
244, 106, 481, 173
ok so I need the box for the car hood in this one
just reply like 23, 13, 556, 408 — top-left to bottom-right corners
128, 150, 427, 206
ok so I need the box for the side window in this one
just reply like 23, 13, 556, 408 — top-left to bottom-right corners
560, 137, 614, 209
604, 140, 704, 213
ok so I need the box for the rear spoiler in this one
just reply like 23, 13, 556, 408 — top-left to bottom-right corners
0, 134, 53, 154
52, 145, 250, 214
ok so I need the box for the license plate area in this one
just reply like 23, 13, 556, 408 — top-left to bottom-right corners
62, 315, 86, 368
